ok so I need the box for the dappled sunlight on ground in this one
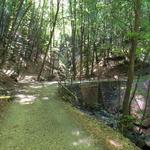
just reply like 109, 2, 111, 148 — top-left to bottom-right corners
72, 137, 92, 147
72, 129, 81, 136
15, 80, 59, 105
19, 75, 58, 89
42, 97, 49, 100
42, 81, 58, 86
17, 89, 30, 93
0, 81, 138, 150
108, 139, 123, 149
71, 129, 97, 148
0, 83, 101, 150
29, 85, 43, 89
15, 94, 37, 105
19, 75, 37, 83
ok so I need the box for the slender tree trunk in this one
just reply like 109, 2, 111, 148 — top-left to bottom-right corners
37, 0, 60, 81
123, 0, 141, 115
0, 0, 6, 38
85, 16, 90, 79
91, 42, 95, 77
79, 1, 84, 82
69, 0, 76, 80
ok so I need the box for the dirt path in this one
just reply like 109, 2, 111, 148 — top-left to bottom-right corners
0, 82, 101, 150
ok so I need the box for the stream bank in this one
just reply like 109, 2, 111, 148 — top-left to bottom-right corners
58, 79, 150, 149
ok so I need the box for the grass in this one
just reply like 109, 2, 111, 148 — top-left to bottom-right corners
0, 82, 140, 150
0, 83, 101, 150
66, 105, 140, 150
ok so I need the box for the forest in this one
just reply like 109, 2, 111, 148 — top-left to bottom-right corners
0, 0, 150, 150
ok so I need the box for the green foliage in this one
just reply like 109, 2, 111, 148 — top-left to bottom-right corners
112, 48, 124, 56
127, 32, 140, 39
0, 0, 149, 79
118, 115, 136, 132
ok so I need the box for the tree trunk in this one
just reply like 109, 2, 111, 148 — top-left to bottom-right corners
69, 0, 77, 80
37, 0, 60, 81
79, 1, 84, 82
123, 0, 141, 115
